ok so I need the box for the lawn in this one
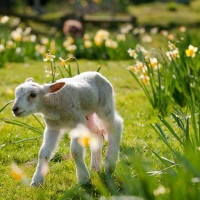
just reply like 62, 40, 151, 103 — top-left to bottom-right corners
0, 59, 159, 199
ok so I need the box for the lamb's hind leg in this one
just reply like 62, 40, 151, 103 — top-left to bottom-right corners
105, 111, 123, 172
98, 110, 123, 173
86, 113, 104, 171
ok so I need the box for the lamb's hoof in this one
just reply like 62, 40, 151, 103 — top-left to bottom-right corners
78, 176, 91, 186
30, 177, 44, 187
105, 162, 116, 174
30, 182, 39, 187
79, 178, 91, 186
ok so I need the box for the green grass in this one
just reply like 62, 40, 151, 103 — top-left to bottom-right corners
0, 59, 162, 199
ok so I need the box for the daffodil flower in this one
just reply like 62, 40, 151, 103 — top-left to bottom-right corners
127, 48, 138, 59
185, 45, 198, 58
59, 57, 67, 66
70, 124, 100, 152
166, 49, 180, 61
11, 162, 29, 185
43, 51, 56, 62
139, 74, 150, 85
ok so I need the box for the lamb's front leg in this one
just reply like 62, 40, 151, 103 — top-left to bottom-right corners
70, 137, 90, 184
31, 127, 61, 187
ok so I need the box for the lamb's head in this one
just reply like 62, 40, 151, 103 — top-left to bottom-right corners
12, 78, 65, 117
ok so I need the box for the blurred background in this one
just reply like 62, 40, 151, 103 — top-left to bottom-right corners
0, 0, 199, 63
0, 0, 198, 33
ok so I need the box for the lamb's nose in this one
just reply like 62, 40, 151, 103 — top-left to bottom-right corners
12, 106, 19, 113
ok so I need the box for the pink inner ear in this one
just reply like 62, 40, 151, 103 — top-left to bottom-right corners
49, 82, 65, 93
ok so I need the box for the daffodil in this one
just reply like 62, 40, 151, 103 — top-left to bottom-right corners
11, 30, 22, 41
105, 39, 118, 49
83, 33, 90, 41
117, 34, 126, 41
127, 61, 146, 74
185, 45, 198, 58
149, 57, 159, 69
11, 162, 29, 185
66, 44, 77, 53
166, 49, 179, 61
59, 57, 67, 66
43, 51, 56, 62
94, 36, 103, 46
1, 15, 9, 24
6, 40, 15, 49
63, 36, 74, 48
35, 44, 46, 55
139, 74, 150, 85
41, 37, 49, 45
0, 44, 5, 52
84, 40, 92, 48
70, 124, 100, 152
127, 48, 138, 59
95, 29, 109, 40
168, 41, 177, 50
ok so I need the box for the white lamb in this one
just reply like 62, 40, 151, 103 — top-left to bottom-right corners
12, 71, 123, 187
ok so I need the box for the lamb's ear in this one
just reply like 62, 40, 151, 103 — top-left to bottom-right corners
44, 82, 66, 94
25, 78, 34, 82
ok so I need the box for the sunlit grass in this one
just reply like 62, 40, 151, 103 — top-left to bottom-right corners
0, 59, 160, 199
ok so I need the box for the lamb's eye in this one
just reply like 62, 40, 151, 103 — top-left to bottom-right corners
30, 93, 36, 98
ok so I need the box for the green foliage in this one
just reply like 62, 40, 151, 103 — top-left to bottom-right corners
150, 98, 200, 199
127, 29, 200, 116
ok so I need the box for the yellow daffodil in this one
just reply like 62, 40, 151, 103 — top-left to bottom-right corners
35, 44, 46, 56
94, 36, 103, 46
66, 44, 77, 53
105, 39, 118, 49
59, 57, 67, 66
168, 41, 177, 50
150, 57, 159, 69
0, 44, 5, 52
83, 33, 90, 41
63, 36, 74, 48
166, 49, 180, 61
43, 51, 56, 62
11, 30, 22, 42
127, 61, 146, 74
84, 40, 93, 48
1, 15, 9, 24
117, 34, 126, 41
139, 74, 150, 85
41, 37, 49, 45
6, 41, 15, 49
95, 29, 110, 40
127, 48, 138, 59
11, 162, 29, 185
70, 124, 100, 152
185, 45, 198, 58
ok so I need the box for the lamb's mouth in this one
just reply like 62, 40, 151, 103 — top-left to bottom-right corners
14, 111, 25, 117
